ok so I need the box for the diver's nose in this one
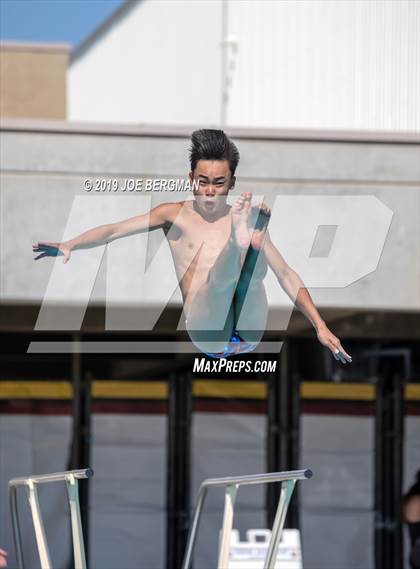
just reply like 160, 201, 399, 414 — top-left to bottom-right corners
205, 185, 216, 197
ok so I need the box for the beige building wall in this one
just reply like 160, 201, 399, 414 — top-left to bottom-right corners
0, 42, 69, 119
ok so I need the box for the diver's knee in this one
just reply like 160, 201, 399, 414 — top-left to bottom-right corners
234, 329, 264, 345
189, 337, 230, 355
186, 326, 231, 355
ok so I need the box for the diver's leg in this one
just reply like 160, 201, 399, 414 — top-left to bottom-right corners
234, 245, 269, 344
234, 203, 271, 343
186, 193, 252, 352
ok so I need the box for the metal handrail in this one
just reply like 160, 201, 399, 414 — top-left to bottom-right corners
10, 468, 93, 487
200, 469, 312, 488
9, 468, 93, 569
182, 468, 312, 569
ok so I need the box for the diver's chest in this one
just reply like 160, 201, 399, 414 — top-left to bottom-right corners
182, 219, 231, 255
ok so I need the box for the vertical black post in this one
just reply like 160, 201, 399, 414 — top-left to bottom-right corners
166, 370, 192, 569
364, 348, 410, 569
69, 333, 91, 566
374, 366, 404, 569
266, 340, 301, 529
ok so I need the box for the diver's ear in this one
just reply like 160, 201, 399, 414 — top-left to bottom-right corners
189, 171, 195, 192
189, 171, 199, 194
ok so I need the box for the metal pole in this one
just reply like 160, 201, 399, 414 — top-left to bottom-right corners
374, 367, 404, 569
66, 474, 87, 569
166, 371, 193, 569
363, 348, 409, 569
263, 479, 296, 569
26, 480, 52, 569
217, 484, 238, 569
181, 487, 208, 569
10, 469, 92, 486
9, 469, 93, 569
9, 485, 25, 569
182, 469, 312, 569
9, 468, 93, 569
267, 340, 300, 529
70, 334, 91, 565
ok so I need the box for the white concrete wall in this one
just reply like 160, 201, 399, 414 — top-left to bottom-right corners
68, 0, 222, 125
1, 124, 419, 322
69, 0, 420, 132
227, 0, 420, 132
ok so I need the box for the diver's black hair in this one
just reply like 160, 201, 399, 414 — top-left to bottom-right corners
405, 470, 420, 498
189, 129, 240, 176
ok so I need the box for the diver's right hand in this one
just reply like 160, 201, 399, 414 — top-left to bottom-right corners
0, 547, 8, 567
32, 241, 72, 263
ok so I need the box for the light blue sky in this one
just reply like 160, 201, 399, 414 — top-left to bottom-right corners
0, 0, 126, 48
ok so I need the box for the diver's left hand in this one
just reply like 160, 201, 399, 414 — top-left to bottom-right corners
316, 324, 352, 364
0, 548, 8, 567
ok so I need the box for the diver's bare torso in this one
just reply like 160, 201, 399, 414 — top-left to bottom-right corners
162, 199, 237, 315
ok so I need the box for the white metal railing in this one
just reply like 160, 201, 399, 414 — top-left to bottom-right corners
182, 468, 312, 569
9, 467, 311, 569
9, 468, 93, 569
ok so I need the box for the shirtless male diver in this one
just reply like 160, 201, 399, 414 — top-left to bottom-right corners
32, 129, 352, 363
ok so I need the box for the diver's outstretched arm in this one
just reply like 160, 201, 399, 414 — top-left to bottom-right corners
32, 202, 174, 263
264, 232, 352, 363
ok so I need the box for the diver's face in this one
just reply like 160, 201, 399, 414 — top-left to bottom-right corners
190, 160, 235, 215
